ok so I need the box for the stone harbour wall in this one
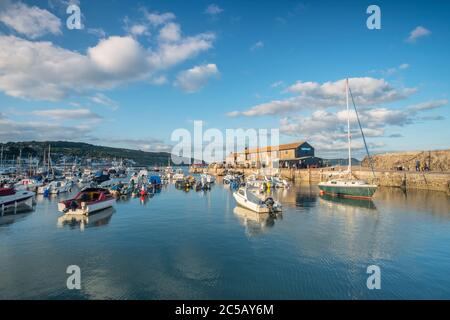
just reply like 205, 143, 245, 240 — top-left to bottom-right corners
206, 166, 450, 193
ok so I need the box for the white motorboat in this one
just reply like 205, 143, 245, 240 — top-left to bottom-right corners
99, 179, 114, 188
265, 175, 290, 188
246, 175, 271, 191
223, 174, 235, 184
233, 187, 282, 213
0, 188, 35, 215
14, 178, 43, 191
58, 187, 115, 216
37, 180, 73, 194
200, 173, 215, 184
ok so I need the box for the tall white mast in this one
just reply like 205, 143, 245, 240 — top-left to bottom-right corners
346, 78, 352, 175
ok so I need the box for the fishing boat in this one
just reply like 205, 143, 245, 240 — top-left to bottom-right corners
58, 187, 115, 215
318, 78, 377, 200
233, 187, 282, 213
0, 188, 35, 215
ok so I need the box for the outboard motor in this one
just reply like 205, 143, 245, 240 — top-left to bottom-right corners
264, 197, 275, 211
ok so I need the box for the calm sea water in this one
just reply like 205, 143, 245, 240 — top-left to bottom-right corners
1, 176, 450, 299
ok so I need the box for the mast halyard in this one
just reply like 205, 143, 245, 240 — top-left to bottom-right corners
346, 78, 352, 176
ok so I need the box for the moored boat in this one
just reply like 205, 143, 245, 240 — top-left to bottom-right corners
14, 178, 43, 191
173, 169, 185, 181
233, 187, 282, 213
318, 179, 377, 199
318, 78, 378, 200
58, 187, 115, 215
0, 188, 35, 215
200, 173, 215, 184
37, 180, 73, 195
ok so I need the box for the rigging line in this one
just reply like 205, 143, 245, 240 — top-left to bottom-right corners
348, 87, 376, 178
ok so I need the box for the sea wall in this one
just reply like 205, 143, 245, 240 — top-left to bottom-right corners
285, 168, 450, 193
361, 149, 450, 172
206, 166, 450, 193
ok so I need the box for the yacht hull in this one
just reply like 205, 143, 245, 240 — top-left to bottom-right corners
318, 183, 377, 199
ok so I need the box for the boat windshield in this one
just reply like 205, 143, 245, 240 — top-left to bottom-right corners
245, 189, 264, 205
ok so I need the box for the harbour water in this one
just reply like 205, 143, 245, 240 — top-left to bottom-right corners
1, 178, 450, 299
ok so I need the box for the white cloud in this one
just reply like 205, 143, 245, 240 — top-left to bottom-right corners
123, 16, 150, 37
0, 116, 93, 141
408, 99, 448, 111
87, 36, 148, 76
281, 99, 447, 133
250, 40, 264, 51
0, 10, 215, 100
149, 75, 168, 85
95, 137, 173, 152
0, 1, 62, 39
130, 24, 149, 36
91, 93, 119, 110
271, 81, 284, 88
228, 77, 417, 117
158, 22, 181, 42
370, 63, 410, 76
87, 28, 107, 38
30, 108, 102, 120
406, 26, 431, 43
0, 111, 172, 152
175, 64, 219, 93
148, 32, 215, 70
145, 11, 176, 26
399, 63, 410, 70
279, 99, 447, 155
205, 4, 224, 16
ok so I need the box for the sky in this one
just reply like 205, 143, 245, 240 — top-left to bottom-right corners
0, 0, 449, 159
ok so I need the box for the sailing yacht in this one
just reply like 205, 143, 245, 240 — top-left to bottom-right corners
318, 79, 378, 200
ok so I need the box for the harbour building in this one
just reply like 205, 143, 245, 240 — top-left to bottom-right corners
225, 141, 322, 169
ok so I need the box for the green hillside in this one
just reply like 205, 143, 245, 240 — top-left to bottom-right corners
0, 141, 175, 166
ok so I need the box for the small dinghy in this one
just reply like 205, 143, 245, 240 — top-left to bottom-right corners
233, 187, 282, 213
58, 187, 115, 216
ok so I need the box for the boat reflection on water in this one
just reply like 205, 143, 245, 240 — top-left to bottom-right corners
319, 193, 377, 210
233, 206, 282, 237
57, 207, 115, 231
0, 212, 33, 227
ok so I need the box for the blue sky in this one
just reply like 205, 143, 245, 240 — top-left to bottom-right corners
0, 0, 449, 158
